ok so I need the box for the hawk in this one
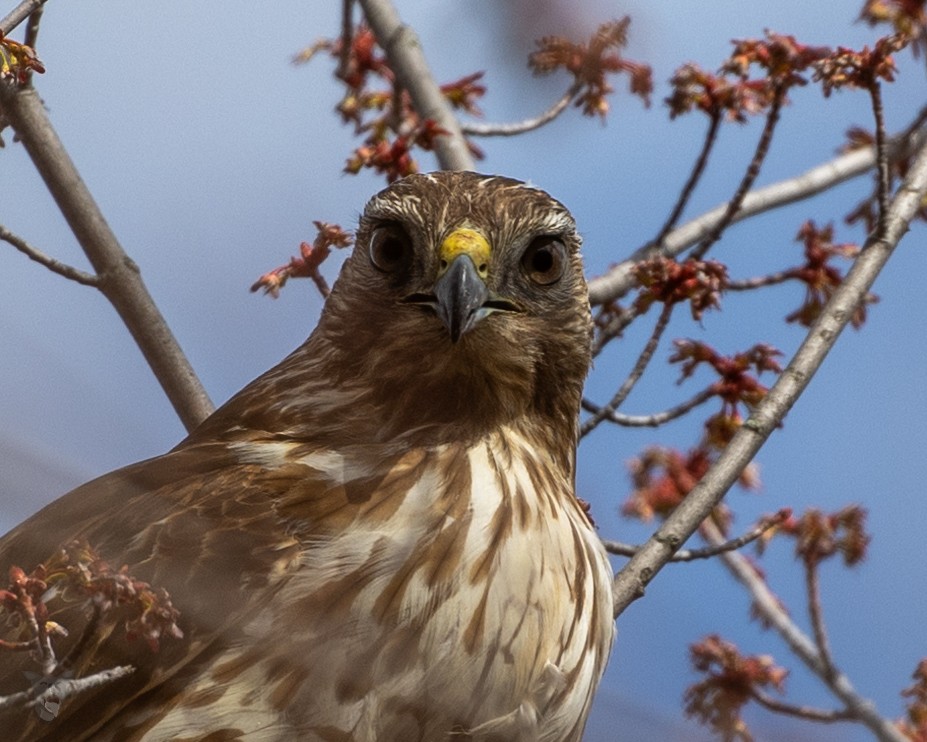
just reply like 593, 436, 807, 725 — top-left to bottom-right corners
0, 172, 615, 740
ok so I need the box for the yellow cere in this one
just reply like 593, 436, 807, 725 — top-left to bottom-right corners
439, 228, 492, 278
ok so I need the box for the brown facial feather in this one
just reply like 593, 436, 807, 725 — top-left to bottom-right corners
0, 172, 612, 742
193, 172, 592, 452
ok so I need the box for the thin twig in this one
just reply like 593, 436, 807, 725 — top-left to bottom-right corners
0, 83, 214, 431
690, 87, 786, 261
603, 509, 789, 561
0, 686, 31, 710
592, 303, 640, 357
587, 118, 927, 306
0, 224, 99, 286
461, 83, 579, 137
0, 0, 46, 36
310, 273, 331, 299
582, 386, 715, 428
358, 0, 474, 171
17, 607, 54, 676
34, 614, 54, 676
726, 271, 793, 291
336, 0, 354, 81
581, 302, 674, 438
0, 639, 33, 651
751, 688, 855, 723
703, 520, 906, 742
22, 3, 42, 48
869, 81, 891, 235
805, 561, 837, 679
611, 134, 927, 649
653, 113, 722, 248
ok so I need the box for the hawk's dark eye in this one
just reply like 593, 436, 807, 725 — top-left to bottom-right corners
521, 236, 567, 285
369, 224, 412, 273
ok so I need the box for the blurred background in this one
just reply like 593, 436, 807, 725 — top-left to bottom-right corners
1, 2, 925, 739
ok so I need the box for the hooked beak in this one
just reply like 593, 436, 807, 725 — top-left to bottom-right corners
403, 227, 519, 343
434, 254, 489, 342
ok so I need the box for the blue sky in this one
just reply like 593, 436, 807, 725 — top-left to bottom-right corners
1, 2, 925, 740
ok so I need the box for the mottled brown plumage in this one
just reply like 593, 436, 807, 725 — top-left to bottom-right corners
0, 172, 614, 741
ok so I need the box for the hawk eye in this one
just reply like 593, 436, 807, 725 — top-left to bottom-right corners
521, 236, 566, 285
369, 224, 412, 273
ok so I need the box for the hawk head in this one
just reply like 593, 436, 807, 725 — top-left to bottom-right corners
202, 172, 593, 450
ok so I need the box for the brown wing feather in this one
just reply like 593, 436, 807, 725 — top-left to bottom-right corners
0, 443, 305, 741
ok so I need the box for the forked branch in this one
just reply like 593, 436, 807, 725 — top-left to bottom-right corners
702, 520, 906, 742
581, 303, 674, 437
611, 134, 927, 637
603, 509, 789, 562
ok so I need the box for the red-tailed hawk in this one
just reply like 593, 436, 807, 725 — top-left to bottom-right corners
0, 171, 614, 740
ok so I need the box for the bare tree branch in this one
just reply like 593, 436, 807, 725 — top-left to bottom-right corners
751, 688, 856, 724
611, 135, 927, 636
358, 0, 475, 171
581, 303, 674, 437
461, 83, 579, 137
336, 0, 354, 81
592, 303, 640, 357
869, 81, 891, 233
727, 270, 793, 291
587, 123, 927, 306
0, 639, 33, 651
805, 561, 837, 678
21, 2, 41, 50
0, 687, 30, 711
0, 82, 214, 431
690, 87, 785, 260
582, 387, 715, 428
0, 224, 98, 286
603, 509, 789, 561
653, 112, 722, 248
703, 520, 906, 742
0, 0, 46, 36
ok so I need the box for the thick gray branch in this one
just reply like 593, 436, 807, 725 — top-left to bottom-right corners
612, 136, 927, 631
0, 83, 214, 431
358, 0, 475, 171
0, 0, 46, 35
